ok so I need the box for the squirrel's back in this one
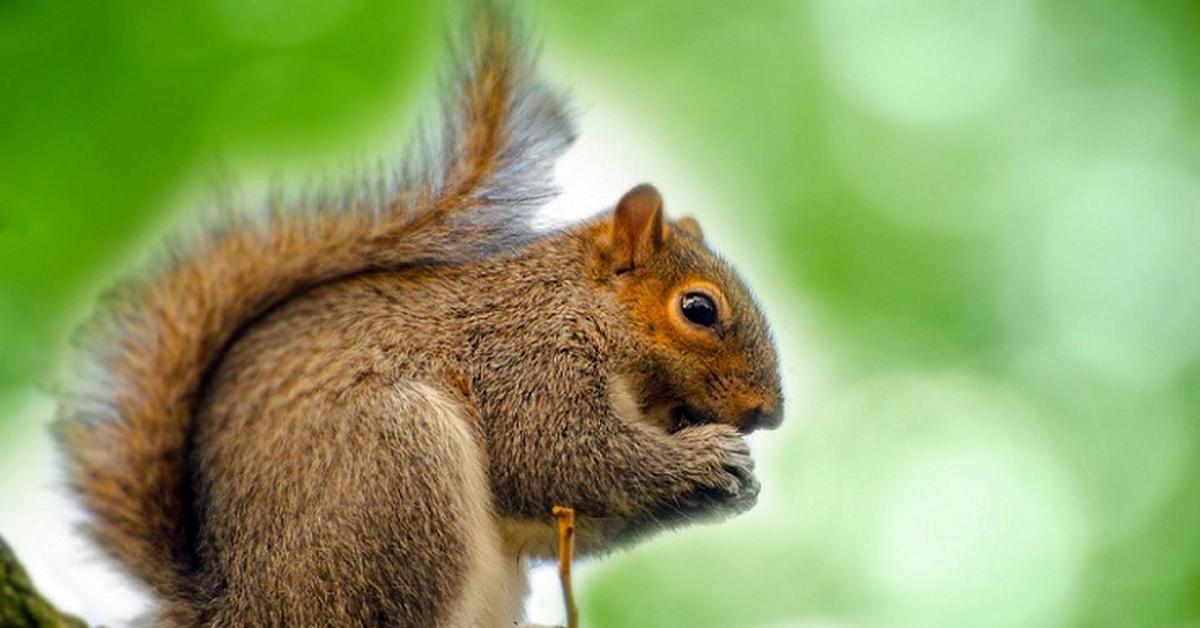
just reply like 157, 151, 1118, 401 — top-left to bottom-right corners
54, 6, 573, 623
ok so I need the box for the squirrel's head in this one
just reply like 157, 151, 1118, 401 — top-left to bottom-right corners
593, 184, 783, 434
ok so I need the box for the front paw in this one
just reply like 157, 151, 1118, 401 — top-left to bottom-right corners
673, 423, 760, 518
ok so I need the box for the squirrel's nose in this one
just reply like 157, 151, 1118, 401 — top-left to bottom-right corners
739, 407, 762, 433
739, 404, 781, 433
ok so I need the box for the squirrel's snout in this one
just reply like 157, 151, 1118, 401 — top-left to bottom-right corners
739, 403, 782, 433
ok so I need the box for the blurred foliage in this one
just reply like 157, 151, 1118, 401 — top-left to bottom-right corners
0, 0, 440, 394
2, 1, 1200, 627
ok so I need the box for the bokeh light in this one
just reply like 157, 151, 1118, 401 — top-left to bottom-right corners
811, 0, 1033, 125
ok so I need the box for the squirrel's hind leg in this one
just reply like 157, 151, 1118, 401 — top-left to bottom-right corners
194, 380, 525, 627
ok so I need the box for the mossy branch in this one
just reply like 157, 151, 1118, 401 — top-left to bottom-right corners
0, 535, 86, 628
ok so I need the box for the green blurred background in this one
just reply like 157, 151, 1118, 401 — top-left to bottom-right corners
3, 1, 1199, 626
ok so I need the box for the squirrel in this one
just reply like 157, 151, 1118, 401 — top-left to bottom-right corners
54, 4, 782, 627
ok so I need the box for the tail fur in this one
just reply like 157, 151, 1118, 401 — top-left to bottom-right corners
54, 5, 572, 619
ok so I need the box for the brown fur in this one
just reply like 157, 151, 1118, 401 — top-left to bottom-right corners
55, 4, 781, 626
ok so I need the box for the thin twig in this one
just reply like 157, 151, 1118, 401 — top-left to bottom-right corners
551, 505, 578, 628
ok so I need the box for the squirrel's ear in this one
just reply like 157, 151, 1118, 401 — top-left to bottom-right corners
608, 183, 666, 272
675, 215, 704, 241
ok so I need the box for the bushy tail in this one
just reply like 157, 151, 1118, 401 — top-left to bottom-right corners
54, 5, 572, 620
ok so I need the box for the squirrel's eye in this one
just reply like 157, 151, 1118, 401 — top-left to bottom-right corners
680, 292, 718, 328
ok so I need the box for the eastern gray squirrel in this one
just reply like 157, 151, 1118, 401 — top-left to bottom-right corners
56, 4, 783, 626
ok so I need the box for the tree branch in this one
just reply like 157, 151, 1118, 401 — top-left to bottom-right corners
0, 535, 86, 628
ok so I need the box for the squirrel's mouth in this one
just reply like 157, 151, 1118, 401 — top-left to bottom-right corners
669, 404, 716, 433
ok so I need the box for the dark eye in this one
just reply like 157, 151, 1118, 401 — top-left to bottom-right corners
680, 292, 718, 327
